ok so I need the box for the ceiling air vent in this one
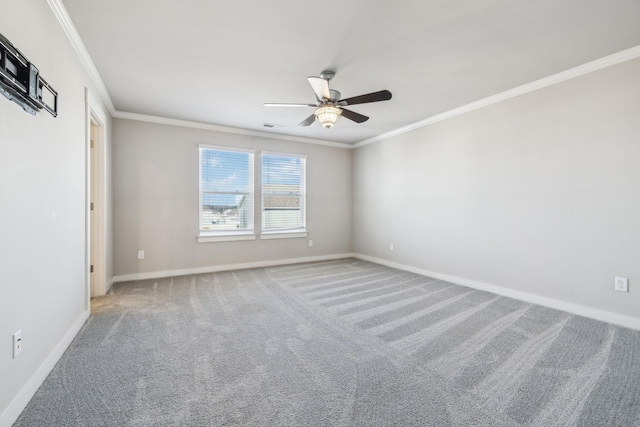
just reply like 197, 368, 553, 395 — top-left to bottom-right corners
262, 123, 287, 129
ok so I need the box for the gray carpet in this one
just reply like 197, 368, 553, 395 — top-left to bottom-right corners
15, 258, 640, 426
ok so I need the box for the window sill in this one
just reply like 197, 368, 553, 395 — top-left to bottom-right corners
198, 233, 256, 243
259, 231, 308, 240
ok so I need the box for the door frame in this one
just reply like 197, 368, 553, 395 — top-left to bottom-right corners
85, 88, 107, 309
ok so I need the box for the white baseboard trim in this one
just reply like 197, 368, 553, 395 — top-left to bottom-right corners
0, 310, 90, 427
112, 253, 356, 283
354, 253, 640, 331
105, 277, 115, 293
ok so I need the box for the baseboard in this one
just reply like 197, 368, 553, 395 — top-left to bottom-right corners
354, 253, 640, 331
105, 277, 115, 293
112, 253, 355, 283
0, 310, 90, 427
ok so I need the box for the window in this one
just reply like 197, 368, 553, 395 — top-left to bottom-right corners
199, 145, 254, 241
261, 152, 306, 234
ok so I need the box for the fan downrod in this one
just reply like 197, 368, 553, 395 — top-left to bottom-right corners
320, 70, 336, 81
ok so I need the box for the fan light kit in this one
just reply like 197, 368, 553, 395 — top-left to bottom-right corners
314, 105, 342, 128
264, 70, 391, 129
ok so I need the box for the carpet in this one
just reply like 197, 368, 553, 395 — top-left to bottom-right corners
14, 258, 640, 426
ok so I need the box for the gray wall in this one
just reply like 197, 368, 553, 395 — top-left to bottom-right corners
0, 0, 113, 422
353, 58, 640, 320
113, 119, 352, 276
1, 3, 637, 422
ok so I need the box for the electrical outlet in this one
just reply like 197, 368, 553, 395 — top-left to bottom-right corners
389, 243, 394, 251
13, 330, 22, 358
308, 239, 313, 247
614, 277, 628, 292
138, 250, 145, 260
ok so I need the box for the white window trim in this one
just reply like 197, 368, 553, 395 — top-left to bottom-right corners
198, 232, 256, 243
198, 143, 255, 154
260, 151, 307, 235
198, 144, 255, 242
260, 150, 307, 159
260, 231, 308, 240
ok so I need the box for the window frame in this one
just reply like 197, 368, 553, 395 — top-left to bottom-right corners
260, 151, 307, 239
198, 144, 256, 243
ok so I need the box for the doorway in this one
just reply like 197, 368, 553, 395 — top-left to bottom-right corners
85, 89, 107, 310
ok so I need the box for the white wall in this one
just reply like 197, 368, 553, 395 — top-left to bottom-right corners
0, 1, 112, 424
1, 3, 637, 424
353, 58, 640, 323
113, 119, 352, 278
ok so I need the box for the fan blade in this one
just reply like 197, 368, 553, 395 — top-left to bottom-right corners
340, 108, 369, 123
263, 103, 316, 107
341, 90, 392, 106
308, 77, 331, 101
298, 114, 316, 127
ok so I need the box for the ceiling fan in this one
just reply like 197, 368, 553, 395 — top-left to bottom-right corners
263, 70, 392, 129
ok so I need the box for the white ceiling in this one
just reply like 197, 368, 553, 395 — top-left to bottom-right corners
61, 0, 640, 145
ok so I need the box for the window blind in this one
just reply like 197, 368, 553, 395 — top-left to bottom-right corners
199, 146, 254, 233
262, 153, 306, 232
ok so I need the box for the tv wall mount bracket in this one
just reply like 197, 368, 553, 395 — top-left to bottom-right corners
0, 32, 58, 117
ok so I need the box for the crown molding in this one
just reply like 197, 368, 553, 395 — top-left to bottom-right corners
353, 44, 640, 148
112, 111, 352, 149
47, 0, 116, 114
46, 0, 345, 149
47, 0, 639, 151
